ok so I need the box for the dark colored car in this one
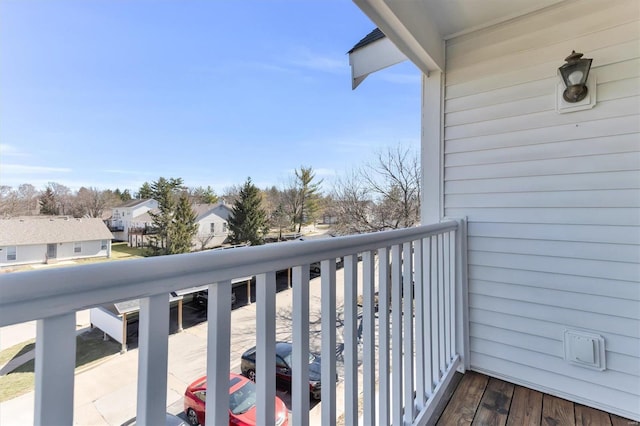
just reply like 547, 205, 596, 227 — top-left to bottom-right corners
183, 373, 288, 426
240, 342, 323, 400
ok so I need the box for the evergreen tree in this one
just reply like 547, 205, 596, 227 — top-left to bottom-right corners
294, 166, 323, 232
138, 182, 153, 199
168, 192, 198, 254
148, 177, 184, 255
39, 186, 59, 215
228, 178, 268, 246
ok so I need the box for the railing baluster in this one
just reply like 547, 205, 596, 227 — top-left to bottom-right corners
344, 254, 358, 426
391, 244, 403, 426
378, 247, 391, 426
321, 258, 337, 423
402, 242, 415, 423
34, 313, 75, 426
137, 293, 169, 426
439, 234, 446, 375
431, 236, 440, 386
444, 232, 451, 365
292, 266, 310, 426
205, 281, 232, 426
424, 237, 433, 397
256, 272, 276, 426
362, 250, 376, 426
450, 231, 456, 363
414, 238, 426, 405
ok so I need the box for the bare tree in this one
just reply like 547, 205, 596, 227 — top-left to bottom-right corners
332, 145, 421, 235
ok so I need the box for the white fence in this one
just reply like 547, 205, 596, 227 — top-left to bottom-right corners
0, 220, 467, 425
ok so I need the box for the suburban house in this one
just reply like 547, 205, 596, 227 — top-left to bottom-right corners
126, 202, 231, 249
0, 217, 112, 268
0, 1, 637, 425
192, 202, 232, 250
108, 198, 158, 242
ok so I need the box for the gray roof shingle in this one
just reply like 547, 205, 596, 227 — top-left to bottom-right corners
0, 217, 114, 246
348, 28, 385, 54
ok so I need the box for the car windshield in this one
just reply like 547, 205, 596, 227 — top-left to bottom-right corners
229, 380, 257, 415
283, 351, 315, 366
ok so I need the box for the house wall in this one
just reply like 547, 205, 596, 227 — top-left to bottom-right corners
0, 244, 47, 266
194, 208, 229, 250
0, 240, 109, 267
442, 0, 639, 418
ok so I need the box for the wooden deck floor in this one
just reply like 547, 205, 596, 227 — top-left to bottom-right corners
433, 371, 638, 426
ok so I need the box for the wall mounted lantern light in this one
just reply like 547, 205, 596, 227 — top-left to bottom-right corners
558, 51, 592, 103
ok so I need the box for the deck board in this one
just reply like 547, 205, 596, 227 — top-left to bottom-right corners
472, 378, 514, 426
611, 414, 640, 426
575, 404, 612, 426
506, 386, 542, 426
437, 371, 489, 425
542, 394, 575, 426
433, 372, 638, 426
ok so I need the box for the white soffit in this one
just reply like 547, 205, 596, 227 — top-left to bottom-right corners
353, 0, 566, 74
349, 37, 408, 89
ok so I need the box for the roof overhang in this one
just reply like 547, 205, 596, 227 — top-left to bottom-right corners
349, 34, 408, 89
352, 0, 566, 76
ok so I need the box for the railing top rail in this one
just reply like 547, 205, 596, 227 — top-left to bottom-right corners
0, 221, 457, 326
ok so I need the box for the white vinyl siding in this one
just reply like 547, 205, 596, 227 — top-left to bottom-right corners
443, 0, 640, 419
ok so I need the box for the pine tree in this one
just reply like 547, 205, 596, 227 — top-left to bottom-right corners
294, 166, 323, 232
148, 177, 183, 255
39, 187, 59, 215
168, 192, 198, 254
228, 178, 268, 246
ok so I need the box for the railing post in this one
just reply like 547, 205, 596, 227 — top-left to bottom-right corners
321, 258, 337, 423
403, 242, 415, 423
34, 313, 76, 426
362, 250, 376, 426
292, 265, 310, 426
256, 272, 276, 426
391, 244, 403, 426
206, 280, 232, 426
343, 254, 358, 426
136, 293, 169, 426
378, 247, 391, 426
456, 218, 470, 371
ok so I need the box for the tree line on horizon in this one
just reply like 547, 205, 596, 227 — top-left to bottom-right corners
1, 146, 421, 250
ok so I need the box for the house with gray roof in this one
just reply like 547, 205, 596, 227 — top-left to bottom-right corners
0, 216, 113, 267
109, 198, 158, 242
126, 202, 232, 250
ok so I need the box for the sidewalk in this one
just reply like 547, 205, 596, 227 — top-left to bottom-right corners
0, 268, 359, 425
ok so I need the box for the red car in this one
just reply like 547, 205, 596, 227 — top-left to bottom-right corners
183, 373, 288, 426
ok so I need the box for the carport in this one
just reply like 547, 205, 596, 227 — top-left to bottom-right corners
90, 276, 253, 353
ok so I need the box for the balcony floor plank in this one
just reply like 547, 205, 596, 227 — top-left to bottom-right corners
575, 404, 613, 426
506, 386, 543, 426
472, 378, 514, 426
542, 393, 575, 426
433, 372, 638, 426
437, 371, 489, 425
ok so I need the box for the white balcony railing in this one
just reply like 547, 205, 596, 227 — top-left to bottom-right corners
0, 219, 467, 426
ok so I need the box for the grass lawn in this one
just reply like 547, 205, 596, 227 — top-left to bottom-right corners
110, 242, 146, 259
0, 328, 121, 402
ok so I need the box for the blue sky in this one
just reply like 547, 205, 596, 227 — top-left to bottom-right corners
0, 1, 421, 195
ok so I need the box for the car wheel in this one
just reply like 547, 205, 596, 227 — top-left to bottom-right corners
246, 369, 256, 382
186, 408, 199, 426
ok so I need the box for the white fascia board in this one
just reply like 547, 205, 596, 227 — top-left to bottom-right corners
349, 37, 408, 89
353, 0, 445, 75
